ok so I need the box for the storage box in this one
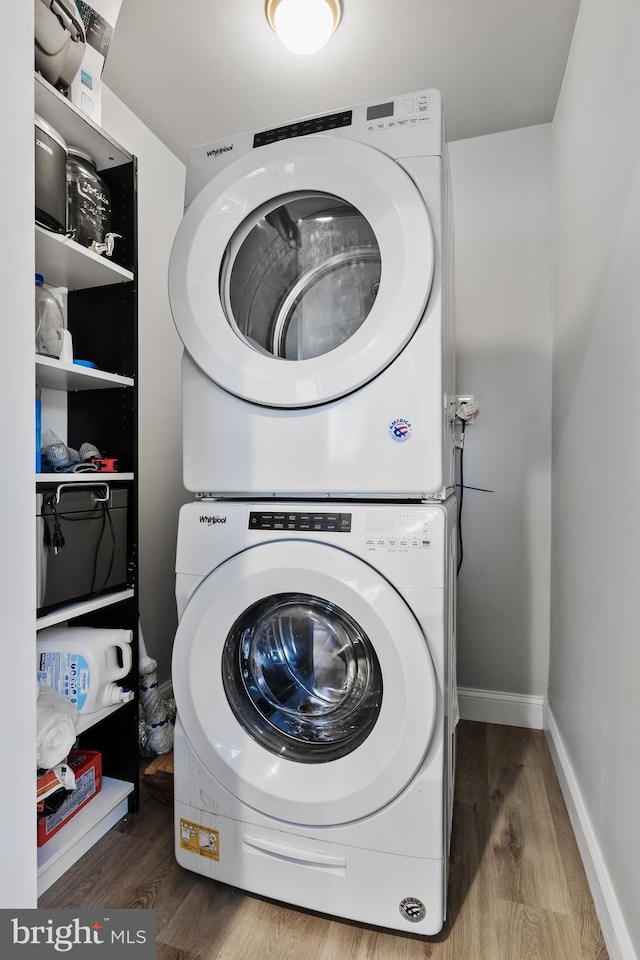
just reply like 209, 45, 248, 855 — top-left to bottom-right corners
36, 485, 130, 614
37, 749, 102, 846
69, 0, 123, 124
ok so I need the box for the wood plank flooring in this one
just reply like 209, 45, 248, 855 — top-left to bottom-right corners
39, 721, 609, 960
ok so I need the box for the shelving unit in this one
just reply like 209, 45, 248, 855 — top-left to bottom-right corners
36, 224, 134, 288
34, 73, 138, 897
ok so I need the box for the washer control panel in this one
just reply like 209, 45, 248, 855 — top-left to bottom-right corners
365, 510, 432, 551
249, 511, 352, 533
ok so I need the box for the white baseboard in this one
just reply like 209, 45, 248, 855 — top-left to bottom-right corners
458, 689, 637, 960
544, 703, 637, 960
458, 686, 545, 728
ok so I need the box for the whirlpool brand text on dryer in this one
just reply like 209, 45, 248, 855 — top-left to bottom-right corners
206, 144, 233, 158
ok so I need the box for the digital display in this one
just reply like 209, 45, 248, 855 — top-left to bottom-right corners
366, 101, 394, 121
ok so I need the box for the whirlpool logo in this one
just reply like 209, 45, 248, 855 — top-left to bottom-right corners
199, 515, 227, 526
2, 909, 156, 957
206, 143, 233, 158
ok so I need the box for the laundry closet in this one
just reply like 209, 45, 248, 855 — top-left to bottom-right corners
3, 3, 640, 958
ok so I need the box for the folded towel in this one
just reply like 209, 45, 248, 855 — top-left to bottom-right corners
37, 684, 78, 770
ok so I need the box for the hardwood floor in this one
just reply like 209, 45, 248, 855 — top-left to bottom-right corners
39, 722, 609, 959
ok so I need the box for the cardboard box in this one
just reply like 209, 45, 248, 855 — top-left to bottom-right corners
37, 749, 102, 847
69, 0, 123, 124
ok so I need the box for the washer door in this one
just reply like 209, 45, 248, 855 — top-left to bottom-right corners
169, 136, 434, 408
172, 541, 437, 826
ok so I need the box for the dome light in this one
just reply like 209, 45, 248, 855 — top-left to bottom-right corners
266, 0, 342, 55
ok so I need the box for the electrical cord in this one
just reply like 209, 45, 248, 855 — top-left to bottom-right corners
44, 494, 117, 593
457, 419, 465, 574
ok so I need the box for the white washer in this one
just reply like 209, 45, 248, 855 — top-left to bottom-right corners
172, 497, 457, 934
169, 89, 455, 499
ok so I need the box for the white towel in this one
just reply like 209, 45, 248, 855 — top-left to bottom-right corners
37, 684, 78, 770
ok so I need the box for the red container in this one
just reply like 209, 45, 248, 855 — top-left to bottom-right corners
37, 750, 102, 847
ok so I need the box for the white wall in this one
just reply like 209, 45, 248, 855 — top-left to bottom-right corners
448, 126, 553, 699
550, 0, 640, 956
101, 87, 187, 685
0, 6, 37, 907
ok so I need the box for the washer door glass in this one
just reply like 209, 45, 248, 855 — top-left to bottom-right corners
220, 193, 381, 361
222, 592, 382, 762
172, 539, 438, 825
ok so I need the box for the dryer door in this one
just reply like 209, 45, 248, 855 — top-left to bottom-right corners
172, 540, 437, 826
169, 136, 434, 408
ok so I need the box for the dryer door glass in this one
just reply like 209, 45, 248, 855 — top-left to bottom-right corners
220, 192, 381, 360
222, 592, 383, 762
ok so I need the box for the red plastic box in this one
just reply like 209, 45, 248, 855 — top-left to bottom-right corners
37, 749, 102, 847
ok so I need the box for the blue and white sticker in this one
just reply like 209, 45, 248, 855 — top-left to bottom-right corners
388, 418, 413, 443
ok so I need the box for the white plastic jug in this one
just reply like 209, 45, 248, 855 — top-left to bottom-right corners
37, 625, 134, 714
35, 274, 65, 358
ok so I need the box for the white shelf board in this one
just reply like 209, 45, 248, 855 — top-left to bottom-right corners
35, 73, 132, 170
37, 778, 134, 896
75, 700, 133, 737
36, 472, 134, 485
36, 226, 133, 290
36, 588, 135, 630
36, 356, 134, 391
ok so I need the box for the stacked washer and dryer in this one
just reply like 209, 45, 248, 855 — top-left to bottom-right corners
168, 89, 458, 936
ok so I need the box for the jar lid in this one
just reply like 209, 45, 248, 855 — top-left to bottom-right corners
35, 113, 67, 152
67, 146, 97, 168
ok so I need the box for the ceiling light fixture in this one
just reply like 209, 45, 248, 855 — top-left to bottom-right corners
266, 0, 342, 55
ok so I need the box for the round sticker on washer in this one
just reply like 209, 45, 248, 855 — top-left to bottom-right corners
389, 418, 413, 442
399, 896, 427, 922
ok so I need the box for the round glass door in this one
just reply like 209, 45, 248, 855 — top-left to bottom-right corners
168, 136, 434, 408
220, 193, 381, 361
172, 539, 437, 825
222, 593, 382, 762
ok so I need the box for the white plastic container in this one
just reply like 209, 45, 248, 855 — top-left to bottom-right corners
37, 625, 134, 714
35, 274, 65, 358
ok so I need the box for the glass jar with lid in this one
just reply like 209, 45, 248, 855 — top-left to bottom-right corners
66, 147, 112, 248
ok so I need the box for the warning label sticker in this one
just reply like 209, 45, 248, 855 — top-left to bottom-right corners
179, 818, 220, 861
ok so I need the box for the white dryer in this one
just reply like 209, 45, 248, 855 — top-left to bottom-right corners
172, 497, 458, 934
169, 89, 455, 499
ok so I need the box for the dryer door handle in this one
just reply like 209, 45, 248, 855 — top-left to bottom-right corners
243, 834, 346, 870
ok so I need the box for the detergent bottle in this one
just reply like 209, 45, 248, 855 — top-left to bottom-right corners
37, 625, 134, 714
